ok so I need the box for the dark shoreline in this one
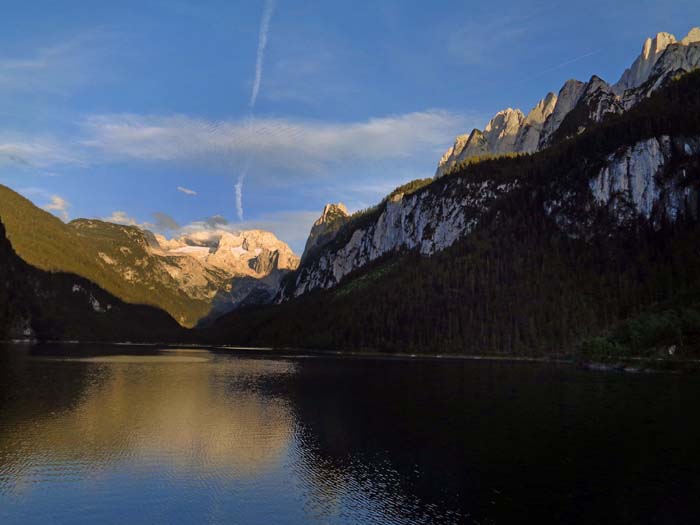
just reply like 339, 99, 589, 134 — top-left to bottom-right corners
3, 339, 698, 372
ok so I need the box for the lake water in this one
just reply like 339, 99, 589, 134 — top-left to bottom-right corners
1, 344, 698, 524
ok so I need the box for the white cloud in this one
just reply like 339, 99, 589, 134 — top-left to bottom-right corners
0, 138, 85, 168
103, 210, 140, 226
80, 110, 468, 178
177, 186, 197, 196
43, 195, 70, 221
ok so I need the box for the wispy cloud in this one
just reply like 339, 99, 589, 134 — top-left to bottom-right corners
0, 137, 85, 168
103, 210, 180, 232
43, 195, 70, 221
0, 30, 118, 96
446, 3, 555, 66
250, 0, 276, 109
80, 111, 467, 178
177, 185, 197, 196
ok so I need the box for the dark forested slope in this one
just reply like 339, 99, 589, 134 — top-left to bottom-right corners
206, 71, 700, 357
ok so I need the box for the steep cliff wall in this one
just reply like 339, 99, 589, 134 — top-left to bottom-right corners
589, 136, 700, 222
286, 177, 522, 298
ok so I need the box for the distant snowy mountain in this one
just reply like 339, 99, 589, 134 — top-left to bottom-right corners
0, 184, 299, 326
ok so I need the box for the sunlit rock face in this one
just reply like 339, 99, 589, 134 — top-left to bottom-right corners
435, 27, 700, 178
154, 229, 298, 278
615, 32, 679, 92
537, 79, 587, 148
286, 27, 700, 301
514, 92, 558, 153
291, 134, 700, 299
300, 203, 349, 263
285, 179, 517, 298
148, 229, 299, 319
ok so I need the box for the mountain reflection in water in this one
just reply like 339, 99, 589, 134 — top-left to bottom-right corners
1, 344, 699, 525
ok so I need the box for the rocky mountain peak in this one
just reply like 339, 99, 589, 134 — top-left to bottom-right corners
318, 203, 349, 225
435, 26, 700, 178
681, 27, 700, 45
537, 79, 588, 148
614, 30, 687, 92
513, 93, 559, 153
525, 92, 558, 125
483, 108, 525, 154
301, 203, 351, 263
643, 32, 677, 59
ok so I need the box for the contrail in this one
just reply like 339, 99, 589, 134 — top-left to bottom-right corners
513, 49, 602, 87
234, 174, 245, 221
237, 0, 275, 222
234, 157, 251, 222
249, 0, 275, 110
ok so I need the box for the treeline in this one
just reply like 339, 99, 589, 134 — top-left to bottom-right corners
207, 208, 700, 355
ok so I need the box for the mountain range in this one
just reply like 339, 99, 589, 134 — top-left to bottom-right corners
1, 26, 700, 358
435, 27, 700, 177
208, 27, 700, 357
0, 185, 298, 328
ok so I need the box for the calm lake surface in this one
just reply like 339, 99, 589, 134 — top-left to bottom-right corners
1, 344, 699, 524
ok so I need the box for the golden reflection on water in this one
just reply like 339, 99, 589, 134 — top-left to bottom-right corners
0, 351, 297, 485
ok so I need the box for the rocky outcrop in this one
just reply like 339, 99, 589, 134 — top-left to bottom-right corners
285, 179, 518, 298
435, 27, 700, 177
537, 79, 588, 148
482, 108, 525, 153
434, 109, 524, 178
589, 135, 700, 222
435, 129, 488, 178
291, 132, 700, 300
300, 203, 349, 262
514, 92, 558, 153
283, 27, 700, 303
149, 229, 299, 315
614, 32, 679, 92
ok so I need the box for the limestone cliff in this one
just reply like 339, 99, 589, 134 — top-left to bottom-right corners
285, 63, 700, 300
435, 27, 700, 177
588, 136, 700, 222
300, 203, 349, 263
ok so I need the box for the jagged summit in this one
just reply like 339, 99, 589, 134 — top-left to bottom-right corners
434, 26, 700, 178
681, 27, 700, 45
318, 203, 349, 223
301, 202, 350, 263
615, 31, 678, 91
152, 228, 299, 275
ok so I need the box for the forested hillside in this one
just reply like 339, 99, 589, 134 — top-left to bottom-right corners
0, 186, 210, 325
0, 221, 183, 342
207, 71, 700, 357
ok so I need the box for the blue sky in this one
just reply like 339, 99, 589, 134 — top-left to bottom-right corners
1, 0, 699, 252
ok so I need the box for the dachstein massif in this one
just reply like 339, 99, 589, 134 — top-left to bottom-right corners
2, 27, 700, 357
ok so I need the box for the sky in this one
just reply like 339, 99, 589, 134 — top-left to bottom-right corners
0, 0, 699, 253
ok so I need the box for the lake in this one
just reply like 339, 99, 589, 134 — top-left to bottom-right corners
1, 344, 698, 524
